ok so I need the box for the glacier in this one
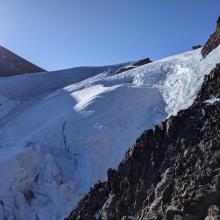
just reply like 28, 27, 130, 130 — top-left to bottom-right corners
0, 46, 220, 220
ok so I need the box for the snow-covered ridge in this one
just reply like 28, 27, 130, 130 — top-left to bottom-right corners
0, 46, 220, 220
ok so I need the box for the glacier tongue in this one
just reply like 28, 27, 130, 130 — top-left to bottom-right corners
0, 47, 220, 220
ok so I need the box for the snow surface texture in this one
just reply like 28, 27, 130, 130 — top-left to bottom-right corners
0, 47, 220, 220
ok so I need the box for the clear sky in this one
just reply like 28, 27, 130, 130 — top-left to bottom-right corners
0, 0, 219, 71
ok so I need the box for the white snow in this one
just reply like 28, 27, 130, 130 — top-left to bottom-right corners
0, 46, 220, 220
95, 210, 101, 220
205, 95, 220, 104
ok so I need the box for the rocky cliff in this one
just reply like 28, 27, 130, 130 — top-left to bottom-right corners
0, 46, 45, 77
201, 17, 220, 58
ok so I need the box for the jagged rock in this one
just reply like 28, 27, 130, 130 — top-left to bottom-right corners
133, 58, 152, 66
202, 17, 220, 58
66, 182, 110, 220
194, 63, 220, 104
217, 17, 220, 27
0, 46, 45, 77
192, 45, 202, 50
116, 58, 152, 74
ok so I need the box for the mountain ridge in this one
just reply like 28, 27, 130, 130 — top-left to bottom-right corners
202, 16, 220, 58
0, 45, 45, 77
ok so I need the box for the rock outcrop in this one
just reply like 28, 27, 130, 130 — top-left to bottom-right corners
201, 17, 220, 58
0, 46, 45, 77
116, 58, 152, 74
192, 45, 202, 50
194, 63, 220, 104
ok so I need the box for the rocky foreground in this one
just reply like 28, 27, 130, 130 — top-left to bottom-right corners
66, 18, 220, 220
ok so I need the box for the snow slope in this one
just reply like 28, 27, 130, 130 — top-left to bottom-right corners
0, 47, 220, 220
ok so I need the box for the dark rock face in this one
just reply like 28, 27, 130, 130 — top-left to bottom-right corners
67, 63, 220, 220
133, 58, 152, 66
0, 46, 45, 77
192, 45, 202, 50
116, 58, 152, 74
201, 17, 220, 58
116, 66, 136, 74
194, 63, 220, 105
218, 17, 220, 28
67, 182, 110, 220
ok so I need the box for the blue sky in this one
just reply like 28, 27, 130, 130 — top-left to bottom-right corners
0, 0, 219, 70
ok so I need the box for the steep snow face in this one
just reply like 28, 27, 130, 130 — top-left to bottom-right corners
133, 46, 220, 116
0, 47, 220, 220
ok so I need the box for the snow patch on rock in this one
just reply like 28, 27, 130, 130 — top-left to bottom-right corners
205, 95, 220, 104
